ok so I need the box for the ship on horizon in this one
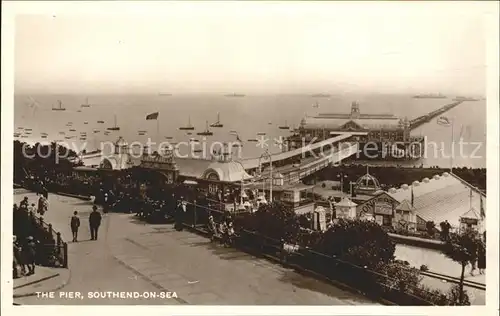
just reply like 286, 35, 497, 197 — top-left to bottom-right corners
224, 93, 245, 97
52, 100, 66, 111
413, 93, 447, 99
453, 96, 480, 102
311, 93, 330, 98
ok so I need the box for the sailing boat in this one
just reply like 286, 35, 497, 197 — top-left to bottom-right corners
107, 115, 120, 131
210, 112, 223, 128
179, 116, 195, 130
197, 121, 213, 136
81, 97, 91, 108
52, 100, 66, 111
278, 120, 290, 129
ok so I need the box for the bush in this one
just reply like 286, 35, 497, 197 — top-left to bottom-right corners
316, 219, 396, 268
420, 264, 429, 271
248, 201, 300, 243
376, 262, 422, 293
447, 284, 471, 305
413, 284, 449, 305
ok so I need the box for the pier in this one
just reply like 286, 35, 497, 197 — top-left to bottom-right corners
408, 101, 464, 130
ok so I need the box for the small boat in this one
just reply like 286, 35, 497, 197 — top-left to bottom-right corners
186, 132, 192, 135
278, 120, 290, 130
59, 132, 65, 135
81, 97, 91, 108
164, 136, 173, 140
138, 130, 147, 133
229, 130, 238, 134
104, 132, 110, 136
21, 135, 29, 138
25, 128, 32, 131
257, 132, 266, 136
97, 120, 105, 124
189, 138, 200, 143
197, 121, 213, 136
268, 122, 272, 125
17, 127, 24, 130
13, 133, 21, 137
138, 132, 146, 136
69, 129, 76, 132
77, 110, 82, 113
210, 112, 223, 128
179, 116, 195, 130
66, 122, 73, 126
84, 121, 88, 125
107, 115, 120, 131
52, 100, 66, 111
25, 131, 32, 134
93, 130, 100, 133
247, 139, 258, 142
41, 136, 47, 139
65, 136, 75, 139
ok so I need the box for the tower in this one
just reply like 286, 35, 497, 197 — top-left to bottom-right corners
350, 101, 361, 119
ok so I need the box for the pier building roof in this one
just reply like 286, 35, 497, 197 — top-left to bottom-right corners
302, 101, 401, 131
387, 172, 486, 228
302, 117, 400, 131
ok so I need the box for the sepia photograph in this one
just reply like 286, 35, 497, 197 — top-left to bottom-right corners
2, 0, 498, 313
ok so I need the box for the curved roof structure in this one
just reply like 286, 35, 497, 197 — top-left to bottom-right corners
355, 173, 381, 194
202, 161, 253, 182
99, 155, 130, 170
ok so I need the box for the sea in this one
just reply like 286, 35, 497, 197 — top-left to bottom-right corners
13, 93, 486, 168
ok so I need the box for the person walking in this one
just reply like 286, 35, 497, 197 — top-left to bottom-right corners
89, 205, 102, 241
70, 211, 81, 242
23, 236, 37, 275
477, 241, 486, 275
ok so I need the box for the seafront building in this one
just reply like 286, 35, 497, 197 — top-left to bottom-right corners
287, 101, 425, 160
75, 122, 485, 234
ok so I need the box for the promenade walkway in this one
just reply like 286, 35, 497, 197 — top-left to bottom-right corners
13, 190, 376, 305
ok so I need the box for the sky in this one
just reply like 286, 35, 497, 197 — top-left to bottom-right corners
13, 2, 493, 95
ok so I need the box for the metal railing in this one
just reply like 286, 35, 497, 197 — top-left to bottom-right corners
13, 209, 68, 268
172, 201, 452, 306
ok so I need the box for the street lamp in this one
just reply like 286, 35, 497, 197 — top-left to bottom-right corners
337, 172, 348, 197
258, 149, 273, 202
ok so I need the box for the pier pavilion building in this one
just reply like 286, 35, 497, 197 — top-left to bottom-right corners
287, 101, 425, 160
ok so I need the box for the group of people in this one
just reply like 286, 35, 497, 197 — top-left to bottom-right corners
13, 235, 37, 278
69, 205, 102, 242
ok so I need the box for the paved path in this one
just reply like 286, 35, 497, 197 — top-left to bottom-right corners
13, 190, 376, 305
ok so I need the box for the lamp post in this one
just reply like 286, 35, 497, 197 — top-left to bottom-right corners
337, 172, 348, 197
259, 149, 273, 203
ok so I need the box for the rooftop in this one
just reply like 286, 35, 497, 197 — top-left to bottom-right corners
388, 172, 486, 227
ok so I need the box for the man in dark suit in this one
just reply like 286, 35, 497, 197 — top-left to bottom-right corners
89, 206, 102, 240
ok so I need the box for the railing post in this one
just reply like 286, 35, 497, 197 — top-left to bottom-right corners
48, 223, 53, 236
39, 216, 44, 226
56, 232, 62, 246
193, 200, 197, 228
63, 243, 68, 268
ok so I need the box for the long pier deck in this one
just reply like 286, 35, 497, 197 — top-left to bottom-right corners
409, 100, 464, 130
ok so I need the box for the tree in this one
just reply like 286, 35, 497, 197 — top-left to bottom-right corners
317, 219, 396, 268
441, 229, 480, 305
252, 201, 300, 244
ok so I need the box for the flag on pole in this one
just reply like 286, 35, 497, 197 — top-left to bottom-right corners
146, 112, 159, 120
437, 116, 451, 126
